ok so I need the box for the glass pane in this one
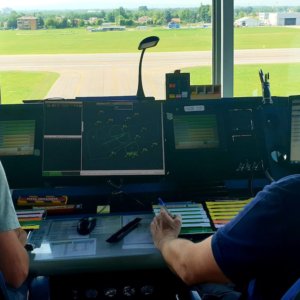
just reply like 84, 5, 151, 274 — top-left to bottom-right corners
0, 1, 213, 103
234, 1, 300, 97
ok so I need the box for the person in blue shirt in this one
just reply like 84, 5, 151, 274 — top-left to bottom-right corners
0, 161, 29, 299
151, 175, 300, 299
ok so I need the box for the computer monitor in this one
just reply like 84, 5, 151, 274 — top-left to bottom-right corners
290, 98, 300, 164
81, 101, 165, 176
173, 114, 219, 150
163, 101, 229, 183
42, 100, 165, 177
0, 103, 43, 188
0, 119, 35, 156
42, 100, 82, 175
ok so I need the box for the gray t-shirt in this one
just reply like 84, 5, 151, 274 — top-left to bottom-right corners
0, 161, 20, 231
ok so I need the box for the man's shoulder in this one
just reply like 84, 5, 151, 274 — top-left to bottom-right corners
270, 174, 300, 191
276, 174, 300, 183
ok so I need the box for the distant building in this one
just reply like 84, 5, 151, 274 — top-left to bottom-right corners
101, 25, 126, 31
88, 17, 99, 25
171, 18, 181, 24
17, 16, 37, 30
234, 17, 260, 27
87, 25, 126, 32
268, 12, 300, 26
137, 16, 152, 24
258, 13, 270, 25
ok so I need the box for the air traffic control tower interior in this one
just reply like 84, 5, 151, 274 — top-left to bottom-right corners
1, 94, 300, 299
2, 12, 300, 300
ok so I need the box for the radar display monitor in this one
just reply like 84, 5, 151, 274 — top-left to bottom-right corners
42, 100, 165, 177
173, 114, 219, 150
81, 101, 165, 176
0, 119, 35, 156
290, 98, 300, 164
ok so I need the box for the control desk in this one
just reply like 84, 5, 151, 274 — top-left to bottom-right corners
1, 95, 300, 299
28, 214, 161, 276
27, 213, 190, 299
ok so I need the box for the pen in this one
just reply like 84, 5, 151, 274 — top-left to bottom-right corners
158, 197, 175, 218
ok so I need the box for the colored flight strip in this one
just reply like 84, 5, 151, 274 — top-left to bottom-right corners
16, 209, 46, 230
205, 199, 252, 228
17, 195, 68, 206
153, 203, 214, 235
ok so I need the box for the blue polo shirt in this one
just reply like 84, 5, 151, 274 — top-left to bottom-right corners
212, 174, 300, 299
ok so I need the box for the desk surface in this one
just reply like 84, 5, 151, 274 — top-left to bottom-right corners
28, 213, 165, 276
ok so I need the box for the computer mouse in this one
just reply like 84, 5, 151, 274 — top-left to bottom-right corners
77, 217, 97, 235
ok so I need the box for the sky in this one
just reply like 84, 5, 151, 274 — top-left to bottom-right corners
1, 0, 297, 11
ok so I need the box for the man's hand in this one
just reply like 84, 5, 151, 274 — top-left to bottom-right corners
14, 228, 27, 247
150, 208, 182, 251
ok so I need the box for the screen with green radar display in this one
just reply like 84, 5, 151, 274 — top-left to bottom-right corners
42, 100, 165, 177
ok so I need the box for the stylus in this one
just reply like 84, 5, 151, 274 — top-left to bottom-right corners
158, 197, 176, 218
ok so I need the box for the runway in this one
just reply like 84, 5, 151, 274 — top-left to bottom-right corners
0, 48, 299, 100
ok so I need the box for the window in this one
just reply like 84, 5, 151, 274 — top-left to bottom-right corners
234, 1, 300, 97
0, 1, 214, 103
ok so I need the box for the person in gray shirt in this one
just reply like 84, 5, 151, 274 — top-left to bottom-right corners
0, 161, 29, 295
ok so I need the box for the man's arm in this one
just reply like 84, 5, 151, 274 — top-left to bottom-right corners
0, 228, 29, 288
151, 209, 229, 285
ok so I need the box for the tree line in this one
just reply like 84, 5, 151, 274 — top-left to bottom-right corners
0, 5, 299, 30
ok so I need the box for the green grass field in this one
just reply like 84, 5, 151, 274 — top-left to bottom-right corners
1, 62, 299, 104
0, 71, 59, 104
0, 26, 300, 103
0, 27, 300, 55
185, 63, 300, 97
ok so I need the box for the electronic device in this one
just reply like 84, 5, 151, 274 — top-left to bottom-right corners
0, 96, 293, 189
173, 113, 220, 150
42, 100, 165, 177
0, 104, 41, 157
165, 72, 190, 100
0, 104, 43, 188
289, 98, 300, 164
0, 119, 35, 156
164, 100, 230, 182
77, 217, 97, 235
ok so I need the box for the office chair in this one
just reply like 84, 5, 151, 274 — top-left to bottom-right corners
0, 272, 50, 300
189, 278, 300, 300
0, 272, 10, 300
281, 278, 300, 300
189, 289, 202, 300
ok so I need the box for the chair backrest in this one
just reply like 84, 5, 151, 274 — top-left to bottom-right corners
281, 278, 300, 300
189, 289, 202, 300
0, 272, 9, 300
248, 278, 300, 300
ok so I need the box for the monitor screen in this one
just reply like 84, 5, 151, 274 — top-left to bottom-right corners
290, 98, 300, 164
81, 101, 165, 176
173, 114, 219, 150
42, 100, 165, 176
0, 119, 35, 156
42, 101, 82, 175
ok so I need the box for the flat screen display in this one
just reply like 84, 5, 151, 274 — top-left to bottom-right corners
42, 100, 165, 176
173, 114, 219, 150
0, 120, 35, 156
290, 99, 300, 164
81, 101, 165, 176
